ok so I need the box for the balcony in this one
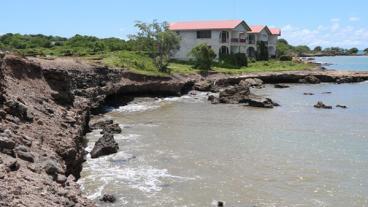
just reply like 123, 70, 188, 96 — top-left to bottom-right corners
248, 39, 256, 44
230, 38, 247, 44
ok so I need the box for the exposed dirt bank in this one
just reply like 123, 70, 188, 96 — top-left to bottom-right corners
1, 55, 367, 206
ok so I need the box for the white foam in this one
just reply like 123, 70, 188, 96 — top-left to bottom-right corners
113, 92, 209, 114
115, 102, 161, 113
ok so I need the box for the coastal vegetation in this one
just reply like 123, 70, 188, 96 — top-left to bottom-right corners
0, 22, 327, 76
276, 38, 364, 57
189, 43, 217, 71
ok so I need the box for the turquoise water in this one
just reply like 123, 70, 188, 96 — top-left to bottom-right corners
313, 56, 368, 71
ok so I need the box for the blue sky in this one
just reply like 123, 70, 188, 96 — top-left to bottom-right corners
1, 0, 368, 49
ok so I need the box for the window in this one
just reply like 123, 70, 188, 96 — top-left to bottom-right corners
196, 30, 211, 39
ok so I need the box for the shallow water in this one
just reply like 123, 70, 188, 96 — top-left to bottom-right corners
313, 56, 368, 71
79, 83, 368, 207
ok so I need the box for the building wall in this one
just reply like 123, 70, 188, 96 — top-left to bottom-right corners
173, 30, 223, 60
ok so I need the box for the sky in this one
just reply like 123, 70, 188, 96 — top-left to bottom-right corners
1, 0, 368, 49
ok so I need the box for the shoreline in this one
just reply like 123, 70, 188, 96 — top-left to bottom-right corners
1, 54, 368, 206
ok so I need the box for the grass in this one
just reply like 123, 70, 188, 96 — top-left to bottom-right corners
168, 60, 315, 75
34, 50, 314, 76
101, 51, 169, 77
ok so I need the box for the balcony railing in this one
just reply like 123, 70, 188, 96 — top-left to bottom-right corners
230, 38, 247, 43
248, 40, 256, 44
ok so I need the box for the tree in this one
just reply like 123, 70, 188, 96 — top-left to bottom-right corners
348, 47, 359, 54
294, 45, 311, 56
130, 20, 180, 72
189, 43, 216, 71
256, 41, 269, 61
276, 39, 292, 57
313, 46, 322, 52
364, 48, 368, 55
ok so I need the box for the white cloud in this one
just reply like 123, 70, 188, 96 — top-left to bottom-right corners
349, 16, 360, 22
281, 20, 368, 48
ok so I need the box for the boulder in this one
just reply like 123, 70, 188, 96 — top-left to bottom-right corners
99, 194, 116, 203
239, 78, 263, 88
43, 160, 63, 175
218, 85, 251, 104
56, 174, 67, 184
193, 80, 213, 91
246, 97, 278, 108
4, 101, 33, 122
14, 146, 35, 163
90, 133, 119, 159
314, 101, 332, 109
90, 119, 113, 130
300, 75, 320, 84
274, 84, 290, 88
0, 136, 15, 149
101, 123, 122, 135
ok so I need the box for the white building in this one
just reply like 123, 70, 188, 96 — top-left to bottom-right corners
169, 20, 281, 60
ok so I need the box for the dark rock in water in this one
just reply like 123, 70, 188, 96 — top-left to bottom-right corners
274, 84, 290, 88
314, 101, 332, 109
246, 97, 277, 108
0, 135, 15, 149
100, 194, 116, 203
303, 92, 314, 95
101, 123, 122, 135
91, 119, 122, 134
217, 201, 224, 207
299, 75, 320, 84
90, 133, 119, 159
336, 105, 347, 109
208, 95, 219, 104
218, 85, 250, 104
90, 119, 113, 130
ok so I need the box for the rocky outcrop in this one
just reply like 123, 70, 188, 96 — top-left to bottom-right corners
90, 119, 122, 135
299, 75, 321, 84
90, 133, 119, 159
0, 55, 94, 206
239, 78, 263, 88
209, 84, 279, 108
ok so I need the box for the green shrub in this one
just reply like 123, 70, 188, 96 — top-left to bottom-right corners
218, 53, 248, 68
189, 43, 216, 71
279, 55, 292, 61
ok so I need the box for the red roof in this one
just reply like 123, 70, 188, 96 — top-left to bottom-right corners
249, 25, 281, 36
169, 20, 245, 31
249, 25, 267, 33
269, 28, 281, 36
